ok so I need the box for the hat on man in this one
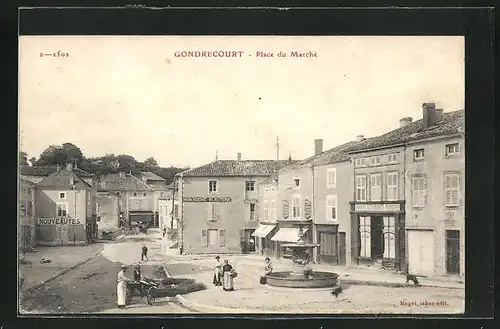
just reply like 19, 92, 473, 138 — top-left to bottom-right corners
121, 264, 128, 269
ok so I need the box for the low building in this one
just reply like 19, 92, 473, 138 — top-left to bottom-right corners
140, 171, 170, 227
19, 179, 36, 248
346, 103, 465, 276
159, 181, 179, 230
176, 154, 291, 254
98, 172, 155, 227
35, 164, 97, 245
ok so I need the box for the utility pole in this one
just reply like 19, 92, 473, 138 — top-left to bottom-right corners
275, 136, 280, 161
215, 151, 218, 161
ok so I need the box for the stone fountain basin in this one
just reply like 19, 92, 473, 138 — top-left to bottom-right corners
266, 271, 339, 288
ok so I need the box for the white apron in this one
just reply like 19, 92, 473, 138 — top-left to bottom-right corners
117, 271, 127, 306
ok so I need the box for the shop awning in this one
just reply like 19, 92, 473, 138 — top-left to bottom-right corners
251, 224, 276, 238
271, 227, 309, 243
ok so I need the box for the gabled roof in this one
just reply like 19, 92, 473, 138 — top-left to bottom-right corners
98, 173, 154, 191
283, 140, 362, 170
140, 171, 166, 182
37, 169, 93, 189
20, 165, 94, 178
347, 110, 464, 153
181, 160, 296, 177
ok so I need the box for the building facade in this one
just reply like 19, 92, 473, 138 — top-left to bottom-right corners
98, 172, 155, 227
35, 164, 97, 246
347, 103, 465, 276
176, 156, 290, 254
19, 179, 36, 248
140, 171, 170, 227
95, 191, 121, 233
253, 178, 279, 257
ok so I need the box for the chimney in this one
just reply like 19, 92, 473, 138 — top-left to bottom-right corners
435, 108, 444, 122
314, 139, 323, 156
399, 117, 413, 127
356, 135, 365, 142
422, 102, 437, 128
65, 163, 73, 171
237, 153, 242, 161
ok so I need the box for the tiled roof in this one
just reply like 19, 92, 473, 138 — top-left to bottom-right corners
140, 171, 166, 181
19, 178, 36, 186
20, 165, 94, 178
347, 109, 464, 153
181, 160, 296, 177
37, 169, 93, 189
283, 140, 362, 169
98, 173, 154, 191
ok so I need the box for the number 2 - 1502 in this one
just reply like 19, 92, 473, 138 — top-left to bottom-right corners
40, 51, 70, 58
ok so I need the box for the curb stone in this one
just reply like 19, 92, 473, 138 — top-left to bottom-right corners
175, 294, 256, 314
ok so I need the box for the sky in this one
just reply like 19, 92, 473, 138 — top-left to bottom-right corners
19, 36, 464, 168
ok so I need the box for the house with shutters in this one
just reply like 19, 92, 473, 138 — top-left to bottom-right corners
254, 176, 279, 257
20, 165, 94, 185
270, 139, 362, 264
19, 179, 36, 248
346, 102, 465, 277
175, 153, 292, 254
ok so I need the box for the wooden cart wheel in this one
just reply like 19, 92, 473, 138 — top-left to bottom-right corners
146, 287, 155, 305
126, 288, 132, 304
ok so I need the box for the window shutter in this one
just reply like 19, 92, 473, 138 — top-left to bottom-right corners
201, 229, 208, 246
239, 229, 244, 240
219, 229, 226, 247
215, 204, 221, 221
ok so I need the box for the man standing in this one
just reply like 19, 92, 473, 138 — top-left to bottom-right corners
141, 244, 149, 261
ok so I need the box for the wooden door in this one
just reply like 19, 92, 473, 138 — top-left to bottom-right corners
446, 230, 460, 274
207, 229, 218, 246
407, 230, 434, 276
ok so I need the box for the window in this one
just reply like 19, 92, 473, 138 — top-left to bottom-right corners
132, 192, 138, 197
413, 149, 425, 161
370, 173, 382, 201
59, 192, 66, 199
245, 181, 255, 192
207, 203, 220, 221
219, 229, 227, 247
263, 200, 269, 221
355, 175, 367, 201
201, 230, 207, 246
293, 178, 301, 189
264, 188, 269, 197
143, 192, 147, 197
27, 188, 32, 196
326, 195, 337, 221
386, 172, 399, 201
360, 158, 367, 167
19, 200, 26, 217
327, 168, 337, 188
444, 173, 460, 207
270, 187, 276, 197
292, 194, 301, 219
160, 192, 164, 197
95, 202, 100, 213
208, 180, 218, 193
270, 200, 276, 222
445, 143, 460, 156
412, 176, 427, 207
370, 157, 380, 166
249, 203, 256, 221
388, 154, 397, 163
359, 216, 371, 258
354, 158, 360, 167
56, 203, 68, 217
383, 216, 396, 259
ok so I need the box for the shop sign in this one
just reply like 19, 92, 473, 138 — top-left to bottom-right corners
282, 201, 290, 219
304, 199, 312, 219
37, 218, 82, 225
183, 196, 231, 202
354, 203, 400, 212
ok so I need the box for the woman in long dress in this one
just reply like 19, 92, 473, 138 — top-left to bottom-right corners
117, 265, 128, 308
221, 260, 235, 291
213, 256, 222, 286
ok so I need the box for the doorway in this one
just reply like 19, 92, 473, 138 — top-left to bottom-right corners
339, 232, 346, 265
243, 229, 256, 252
446, 230, 460, 274
207, 229, 218, 246
370, 216, 384, 259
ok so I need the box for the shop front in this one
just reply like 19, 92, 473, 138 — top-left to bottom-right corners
315, 224, 340, 265
252, 223, 277, 257
272, 220, 313, 260
350, 201, 405, 271
36, 217, 88, 246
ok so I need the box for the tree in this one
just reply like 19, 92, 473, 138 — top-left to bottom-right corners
116, 154, 138, 173
62, 143, 84, 165
19, 152, 29, 166
144, 157, 159, 168
35, 143, 84, 166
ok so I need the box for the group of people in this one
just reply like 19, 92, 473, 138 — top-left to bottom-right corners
213, 256, 273, 291
116, 244, 150, 309
212, 256, 238, 291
